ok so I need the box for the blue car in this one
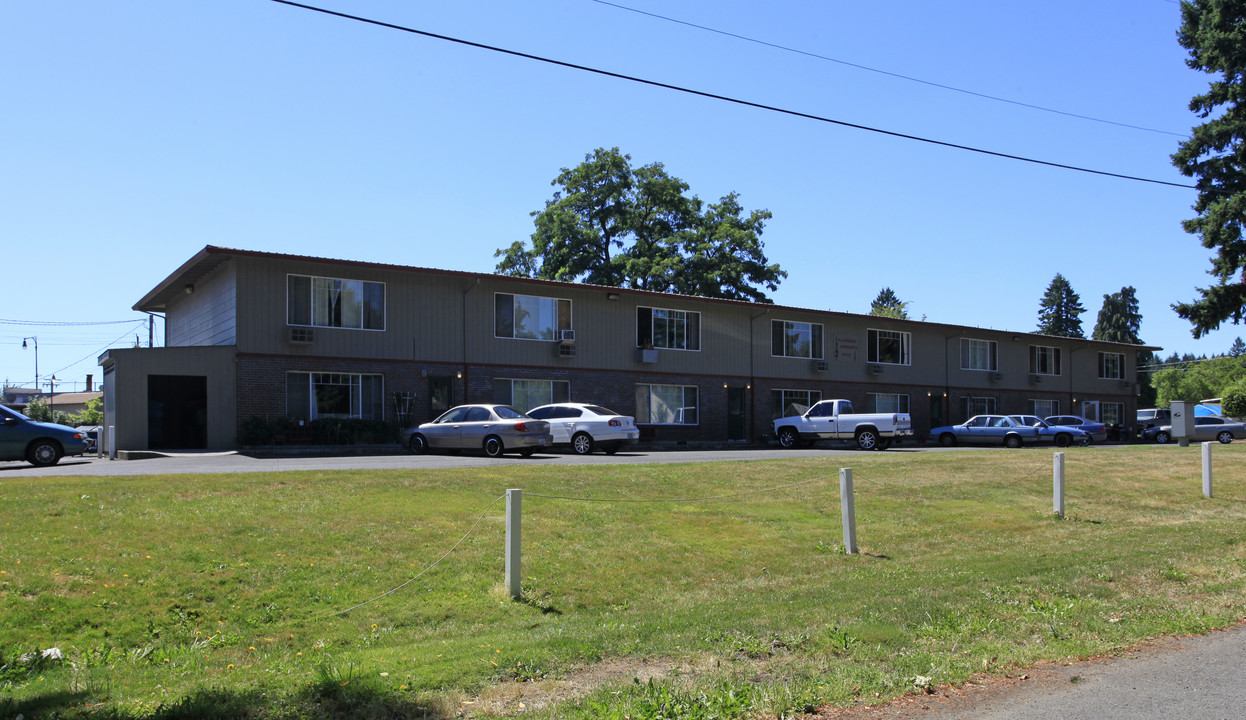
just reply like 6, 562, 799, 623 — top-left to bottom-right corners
0, 404, 91, 466
1010, 416, 1091, 447
931, 414, 1086, 449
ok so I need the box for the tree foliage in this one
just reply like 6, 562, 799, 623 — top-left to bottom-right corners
1092, 286, 1143, 344
1152, 355, 1246, 404
1036, 273, 1086, 338
1170, 0, 1246, 337
23, 396, 74, 427
1223, 379, 1246, 417
495, 148, 786, 302
869, 287, 910, 319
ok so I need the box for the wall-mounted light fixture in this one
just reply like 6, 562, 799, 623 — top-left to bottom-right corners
607, 292, 621, 301
457, 371, 463, 379
184, 284, 194, 295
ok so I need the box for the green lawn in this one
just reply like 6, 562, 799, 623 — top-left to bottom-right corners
2, 444, 1244, 719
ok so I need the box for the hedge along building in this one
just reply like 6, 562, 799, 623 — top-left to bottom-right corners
98, 246, 1153, 451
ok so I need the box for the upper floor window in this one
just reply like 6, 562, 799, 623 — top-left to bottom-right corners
637, 307, 701, 351
772, 320, 824, 359
960, 338, 997, 371
1029, 346, 1062, 375
495, 293, 571, 341
868, 329, 911, 365
1098, 352, 1125, 380
288, 275, 385, 330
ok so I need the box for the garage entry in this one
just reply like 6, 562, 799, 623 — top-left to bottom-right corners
148, 374, 208, 449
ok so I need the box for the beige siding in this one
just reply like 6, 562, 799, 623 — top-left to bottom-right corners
100, 346, 237, 450
167, 263, 236, 346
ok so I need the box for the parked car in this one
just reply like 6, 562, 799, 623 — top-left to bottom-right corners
526, 403, 639, 455
76, 425, 102, 453
1008, 416, 1091, 447
1043, 415, 1107, 443
1136, 408, 1171, 429
931, 415, 1047, 448
0, 404, 91, 467
402, 404, 553, 457
1143, 415, 1246, 444
772, 398, 913, 451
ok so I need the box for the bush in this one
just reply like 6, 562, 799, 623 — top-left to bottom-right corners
1222, 381, 1246, 418
240, 417, 399, 446
238, 416, 275, 446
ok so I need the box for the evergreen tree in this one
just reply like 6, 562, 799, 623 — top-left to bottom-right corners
1036, 273, 1086, 337
1092, 286, 1143, 344
868, 287, 910, 319
1229, 336, 1246, 357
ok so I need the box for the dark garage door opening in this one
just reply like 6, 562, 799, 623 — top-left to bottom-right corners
148, 375, 208, 450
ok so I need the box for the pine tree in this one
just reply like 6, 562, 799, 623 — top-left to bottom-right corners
1092, 286, 1143, 344
868, 287, 910, 320
1036, 273, 1086, 338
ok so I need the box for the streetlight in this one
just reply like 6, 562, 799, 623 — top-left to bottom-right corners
21, 336, 38, 391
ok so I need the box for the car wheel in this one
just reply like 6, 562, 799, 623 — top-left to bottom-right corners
483, 436, 505, 458
876, 439, 892, 451
408, 434, 428, 455
939, 433, 957, 447
1155, 431, 1171, 444
603, 445, 621, 455
1004, 434, 1022, 449
777, 427, 799, 449
1218, 431, 1233, 444
519, 447, 535, 457
855, 429, 879, 451
1055, 433, 1071, 448
571, 432, 595, 455
27, 440, 62, 467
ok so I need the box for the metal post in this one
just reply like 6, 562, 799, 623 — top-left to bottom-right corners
107, 425, 117, 460
505, 489, 522, 599
1202, 442, 1213, 499
839, 468, 857, 554
1053, 452, 1065, 518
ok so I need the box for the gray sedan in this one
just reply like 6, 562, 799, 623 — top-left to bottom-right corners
1144, 415, 1246, 444
403, 404, 553, 457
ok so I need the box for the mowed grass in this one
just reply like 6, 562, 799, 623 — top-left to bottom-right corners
2, 444, 1245, 719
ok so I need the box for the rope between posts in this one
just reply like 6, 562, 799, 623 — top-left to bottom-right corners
523, 475, 835, 503
854, 456, 1053, 501
322, 493, 506, 619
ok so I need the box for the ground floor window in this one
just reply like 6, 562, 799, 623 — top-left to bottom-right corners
771, 389, 822, 419
637, 383, 698, 425
1029, 399, 1059, 418
1101, 402, 1125, 425
493, 378, 570, 413
286, 372, 384, 420
962, 396, 996, 418
867, 393, 910, 414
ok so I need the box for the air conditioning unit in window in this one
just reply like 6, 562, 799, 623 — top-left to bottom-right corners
288, 327, 314, 344
815, 360, 829, 372
558, 342, 577, 358
559, 329, 576, 343
1028, 373, 1042, 384
867, 363, 882, 375
990, 372, 1003, 382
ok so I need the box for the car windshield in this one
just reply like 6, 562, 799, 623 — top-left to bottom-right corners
0, 405, 29, 421
494, 406, 525, 419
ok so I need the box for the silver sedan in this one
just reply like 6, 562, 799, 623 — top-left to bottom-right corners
403, 404, 553, 457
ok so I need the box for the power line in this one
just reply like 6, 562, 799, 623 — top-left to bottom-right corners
589, 0, 1188, 138
0, 318, 148, 326
269, 1, 1200, 191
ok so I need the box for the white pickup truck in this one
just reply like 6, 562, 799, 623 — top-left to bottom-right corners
772, 399, 913, 451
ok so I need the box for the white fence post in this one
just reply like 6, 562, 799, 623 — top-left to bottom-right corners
505, 489, 522, 599
1053, 452, 1065, 518
107, 425, 117, 460
840, 468, 857, 554
1202, 442, 1213, 499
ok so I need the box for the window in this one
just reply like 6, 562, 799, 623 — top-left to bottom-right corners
636, 384, 698, 425
1029, 399, 1060, 417
963, 396, 996, 417
960, 338, 998, 371
636, 307, 700, 351
287, 275, 385, 330
771, 389, 822, 419
1098, 352, 1125, 380
1101, 402, 1124, 425
867, 329, 911, 365
492, 378, 570, 413
495, 293, 572, 341
771, 320, 824, 359
867, 393, 910, 414
286, 372, 384, 420
1029, 346, 1061, 375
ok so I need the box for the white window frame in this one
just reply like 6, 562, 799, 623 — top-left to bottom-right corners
867, 392, 910, 414
966, 396, 997, 417
771, 388, 823, 419
867, 329, 911, 366
1098, 352, 1126, 380
287, 274, 386, 331
494, 378, 571, 414
285, 372, 385, 420
1101, 402, 1125, 425
495, 293, 572, 341
636, 383, 699, 425
1029, 399, 1060, 418
637, 306, 701, 351
961, 338, 998, 371
1029, 345, 1062, 376
772, 320, 824, 359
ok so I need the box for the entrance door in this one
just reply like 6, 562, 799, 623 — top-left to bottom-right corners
727, 387, 746, 441
1081, 400, 1100, 422
929, 393, 944, 432
429, 376, 453, 419
147, 375, 207, 449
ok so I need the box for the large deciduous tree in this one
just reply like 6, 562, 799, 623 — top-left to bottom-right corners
1171, 0, 1246, 337
1036, 273, 1086, 337
1152, 355, 1246, 404
495, 148, 786, 301
868, 287, 910, 319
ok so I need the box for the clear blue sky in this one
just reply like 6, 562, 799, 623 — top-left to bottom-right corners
2, 0, 1240, 392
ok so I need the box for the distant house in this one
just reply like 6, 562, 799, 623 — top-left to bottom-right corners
1, 386, 40, 410
99, 245, 1156, 451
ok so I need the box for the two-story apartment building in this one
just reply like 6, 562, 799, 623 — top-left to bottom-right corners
98, 246, 1153, 451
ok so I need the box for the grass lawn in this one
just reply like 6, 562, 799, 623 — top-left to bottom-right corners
2, 444, 1245, 719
